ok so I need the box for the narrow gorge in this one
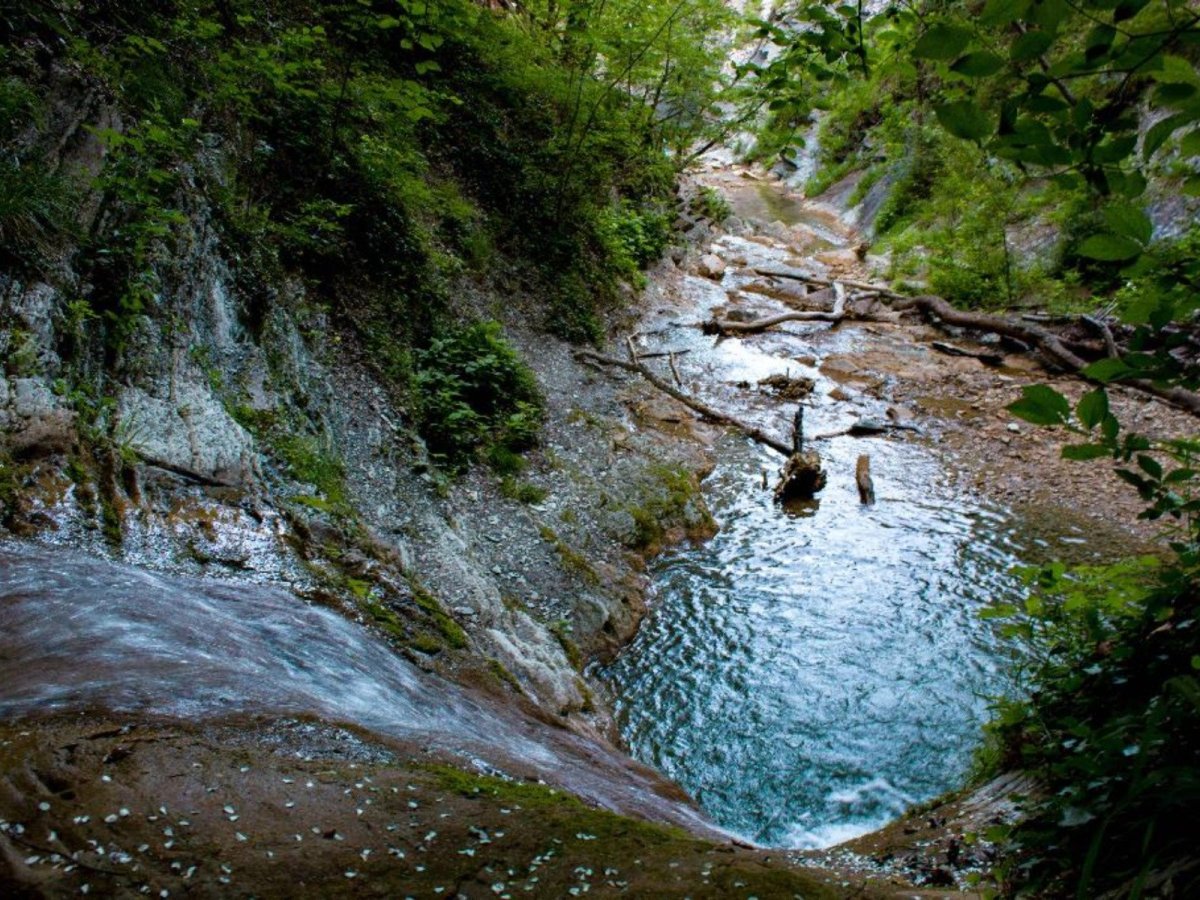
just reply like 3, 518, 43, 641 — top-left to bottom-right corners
3, 1, 1199, 897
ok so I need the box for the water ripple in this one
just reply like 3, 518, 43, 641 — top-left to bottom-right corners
600, 435, 1077, 847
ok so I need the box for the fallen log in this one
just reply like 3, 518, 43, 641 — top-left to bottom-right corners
753, 269, 907, 299
810, 418, 918, 441
893, 294, 1200, 417
636, 349, 692, 360
575, 342, 793, 456
705, 279, 851, 335
1081, 314, 1119, 358
704, 309, 845, 335
668, 351, 683, 388
136, 452, 239, 488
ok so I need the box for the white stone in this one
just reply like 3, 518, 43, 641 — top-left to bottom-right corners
697, 254, 727, 280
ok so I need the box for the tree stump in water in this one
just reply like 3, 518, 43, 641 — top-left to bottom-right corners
774, 450, 827, 502
856, 454, 875, 505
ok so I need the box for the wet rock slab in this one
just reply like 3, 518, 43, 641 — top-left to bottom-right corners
0, 714, 855, 899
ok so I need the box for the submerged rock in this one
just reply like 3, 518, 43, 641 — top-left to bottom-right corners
758, 372, 816, 401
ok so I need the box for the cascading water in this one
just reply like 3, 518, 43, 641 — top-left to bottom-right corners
0, 543, 724, 837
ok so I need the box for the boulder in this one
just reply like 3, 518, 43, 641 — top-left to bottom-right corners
697, 253, 727, 280
117, 381, 258, 484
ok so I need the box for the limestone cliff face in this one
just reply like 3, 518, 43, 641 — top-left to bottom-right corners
0, 76, 712, 730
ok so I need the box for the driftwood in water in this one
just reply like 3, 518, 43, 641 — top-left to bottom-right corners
575, 341, 793, 456
704, 308, 845, 335
810, 417, 919, 441
774, 450, 826, 502
773, 402, 827, 502
759, 373, 816, 401
636, 349, 692, 360
856, 454, 875, 505
705, 280, 851, 336
668, 351, 683, 387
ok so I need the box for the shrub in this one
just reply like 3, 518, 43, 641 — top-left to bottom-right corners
414, 321, 544, 466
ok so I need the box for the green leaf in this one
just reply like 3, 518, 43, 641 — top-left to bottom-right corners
1011, 31, 1053, 61
1062, 443, 1113, 461
1137, 454, 1163, 480
1084, 358, 1135, 382
1113, 0, 1150, 21
1101, 413, 1120, 442
1024, 94, 1069, 113
1144, 112, 1191, 159
951, 51, 1006, 77
1085, 24, 1117, 58
935, 101, 993, 141
1077, 233, 1144, 261
1152, 82, 1197, 106
1103, 204, 1152, 244
1111, 170, 1149, 199
1008, 385, 1071, 425
1181, 130, 1200, 156
913, 24, 974, 61
1029, 0, 1069, 30
1156, 54, 1200, 87
1076, 388, 1109, 429
1094, 134, 1138, 164
981, 0, 1031, 24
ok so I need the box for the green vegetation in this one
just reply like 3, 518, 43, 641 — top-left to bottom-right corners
690, 185, 733, 224
414, 320, 543, 468
752, 0, 1200, 312
2, 0, 735, 359
274, 433, 349, 513
550, 619, 585, 671
499, 475, 547, 505
486, 657, 524, 695
412, 582, 468, 650
0, 451, 22, 525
